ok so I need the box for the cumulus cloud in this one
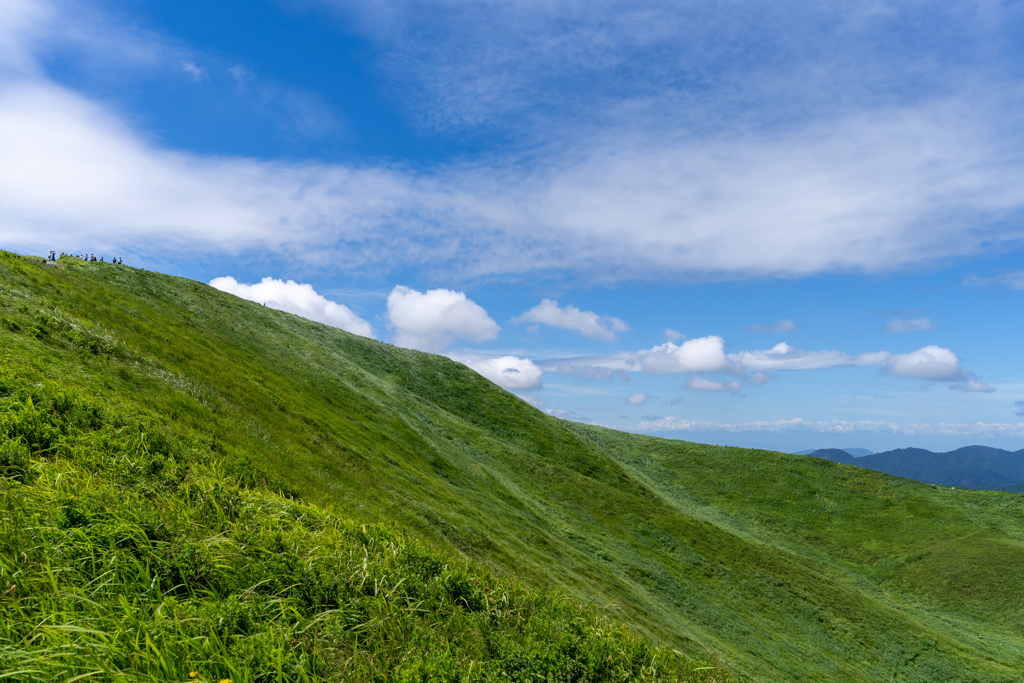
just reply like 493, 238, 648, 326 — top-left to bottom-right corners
625, 393, 648, 405
458, 355, 543, 390
883, 316, 934, 333
387, 286, 499, 352
637, 337, 740, 375
949, 379, 994, 393
747, 319, 796, 333
685, 377, 743, 394
512, 299, 628, 341
883, 345, 967, 381
209, 276, 373, 337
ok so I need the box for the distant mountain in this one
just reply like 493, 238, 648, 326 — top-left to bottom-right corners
856, 446, 1024, 489
796, 447, 873, 457
806, 448, 859, 465
1006, 481, 1024, 494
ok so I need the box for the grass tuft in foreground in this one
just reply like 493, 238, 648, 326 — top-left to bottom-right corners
0, 372, 728, 682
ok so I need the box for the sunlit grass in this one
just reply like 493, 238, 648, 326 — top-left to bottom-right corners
3, 250, 1024, 682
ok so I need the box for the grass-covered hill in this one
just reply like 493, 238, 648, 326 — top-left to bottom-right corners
3, 251, 1024, 682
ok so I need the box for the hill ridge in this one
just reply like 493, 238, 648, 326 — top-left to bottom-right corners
4, 251, 1024, 682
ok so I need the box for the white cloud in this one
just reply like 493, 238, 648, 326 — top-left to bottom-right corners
387, 285, 499, 352
545, 342, 984, 391
637, 336, 740, 375
625, 392, 648, 405
5, 1, 1024, 283
513, 299, 628, 341
664, 328, 685, 342
458, 355, 542, 391
883, 316, 934, 333
228, 64, 254, 88
949, 379, 994, 393
633, 416, 1024, 437
965, 270, 1024, 290
729, 342, 889, 372
685, 377, 743, 394
181, 60, 206, 82
883, 345, 967, 381
747, 319, 796, 333
4, 79, 1024, 282
209, 276, 373, 337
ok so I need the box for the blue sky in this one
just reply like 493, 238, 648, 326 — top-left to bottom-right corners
3, 0, 1024, 453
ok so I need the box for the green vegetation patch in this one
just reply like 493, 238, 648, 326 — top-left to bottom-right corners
0, 373, 725, 682
4, 251, 1024, 682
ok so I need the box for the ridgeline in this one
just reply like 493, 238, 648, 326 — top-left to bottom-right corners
3, 251, 1024, 682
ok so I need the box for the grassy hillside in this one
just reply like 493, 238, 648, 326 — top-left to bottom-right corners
3, 251, 1024, 682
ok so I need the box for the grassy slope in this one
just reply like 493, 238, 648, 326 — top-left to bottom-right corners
3, 253, 1024, 682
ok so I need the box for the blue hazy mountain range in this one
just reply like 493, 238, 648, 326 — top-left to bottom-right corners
803, 446, 1024, 490
795, 448, 873, 457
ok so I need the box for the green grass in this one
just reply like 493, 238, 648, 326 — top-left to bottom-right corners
3, 250, 1024, 682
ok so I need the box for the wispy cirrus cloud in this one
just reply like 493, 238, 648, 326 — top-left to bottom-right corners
883, 316, 934, 333
747, 319, 796, 333
965, 270, 1024, 290
685, 377, 743, 394
181, 60, 206, 82
5, 1, 1024, 283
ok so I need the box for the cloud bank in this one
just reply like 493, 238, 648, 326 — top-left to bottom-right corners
387, 286, 499, 352
4, 1, 1024, 281
544, 339, 989, 390
210, 276, 373, 337
634, 417, 1024, 438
